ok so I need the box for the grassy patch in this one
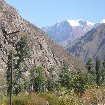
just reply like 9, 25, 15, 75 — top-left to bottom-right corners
0, 86, 105, 105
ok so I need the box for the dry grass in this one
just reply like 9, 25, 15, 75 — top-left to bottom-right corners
0, 86, 105, 105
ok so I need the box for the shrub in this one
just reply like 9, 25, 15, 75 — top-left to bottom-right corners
69, 70, 88, 95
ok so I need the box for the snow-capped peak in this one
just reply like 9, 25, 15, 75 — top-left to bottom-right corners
86, 21, 94, 26
67, 19, 94, 27
67, 20, 80, 27
100, 19, 105, 23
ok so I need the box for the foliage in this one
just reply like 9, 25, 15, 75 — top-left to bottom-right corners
86, 58, 94, 74
59, 65, 70, 89
29, 65, 47, 92
6, 35, 30, 96
86, 57, 105, 86
1, 87, 105, 105
15, 35, 30, 68
69, 69, 88, 94
95, 57, 101, 86
46, 67, 57, 91
59, 66, 88, 94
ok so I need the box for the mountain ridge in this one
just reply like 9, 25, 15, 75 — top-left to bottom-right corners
42, 19, 105, 48
67, 23, 105, 62
42, 19, 95, 47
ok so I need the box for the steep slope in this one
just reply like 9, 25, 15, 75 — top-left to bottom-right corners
67, 23, 105, 62
42, 20, 94, 47
0, 0, 85, 76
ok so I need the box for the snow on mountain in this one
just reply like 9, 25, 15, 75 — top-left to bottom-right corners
100, 19, 105, 23
42, 19, 94, 47
67, 20, 80, 27
67, 19, 94, 27
86, 21, 94, 26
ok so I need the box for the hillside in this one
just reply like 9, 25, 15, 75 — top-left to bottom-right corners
67, 23, 105, 62
0, 0, 85, 77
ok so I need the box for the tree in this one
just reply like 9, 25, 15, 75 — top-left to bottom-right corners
59, 65, 70, 89
86, 58, 105, 86
13, 35, 30, 95
69, 69, 88, 94
86, 58, 95, 84
15, 35, 30, 69
100, 60, 105, 85
29, 64, 37, 92
30, 65, 47, 92
86, 58, 94, 74
6, 35, 30, 95
95, 57, 101, 86
47, 67, 56, 91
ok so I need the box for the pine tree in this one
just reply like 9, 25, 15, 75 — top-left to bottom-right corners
29, 64, 37, 92
47, 67, 56, 91
69, 69, 88, 94
59, 65, 70, 89
6, 35, 30, 95
13, 35, 30, 95
30, 65, 46, 92
86, 58, 94, 74
15, 35, 30, 69
100, 60, 105, 85
95, 57, 101, 86
86, 58, 95, 84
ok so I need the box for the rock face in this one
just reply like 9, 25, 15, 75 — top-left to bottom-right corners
0, 0, 85, 76
67, 24, 105, 62
42, 20, 94, 47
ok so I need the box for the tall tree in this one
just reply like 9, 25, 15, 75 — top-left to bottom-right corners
69, 69, 88, 94
30, 65, 46, 92
47, 67, 56, 91
15, 35, 30, 69
86, 58, 94, 74
86, 58, 95, 84
6, 35, 30, 95
59, 65, 70, 89
95, 57, 101, 86
100, 60, 105, 85
13, 35, 30, 95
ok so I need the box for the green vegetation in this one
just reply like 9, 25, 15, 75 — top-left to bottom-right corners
0, 86, 105, 105
6, 35, 30, 96
86, 57, 105, 86
29, 65, 47, 92
2, 34, 105, 104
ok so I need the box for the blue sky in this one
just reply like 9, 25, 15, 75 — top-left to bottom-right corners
5, 0, 105, 28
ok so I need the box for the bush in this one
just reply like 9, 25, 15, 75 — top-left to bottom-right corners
69, 70, 88, 95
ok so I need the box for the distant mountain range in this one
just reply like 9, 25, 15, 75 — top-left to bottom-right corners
67, 23, 105, 62
42, 19, 105, 47
42, 19, 94, 47
42, 19, 105, 62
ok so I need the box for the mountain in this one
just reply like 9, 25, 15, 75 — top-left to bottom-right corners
42, 19, 94, 47
0, 0, 86, 79
67, 23, 105, 62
